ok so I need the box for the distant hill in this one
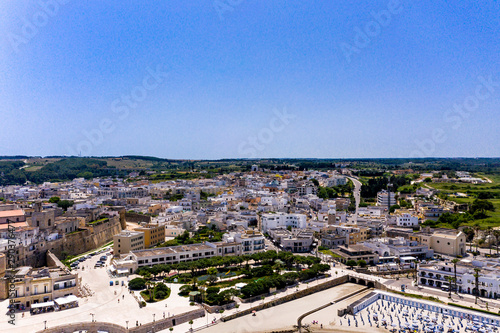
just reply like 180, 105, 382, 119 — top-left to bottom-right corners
0, 156, 499, 186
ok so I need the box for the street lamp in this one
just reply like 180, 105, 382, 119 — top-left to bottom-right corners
126, 320, 129, 329
90, 313, 95, 322
153, 313, 156, 322
44, 320, 47, 330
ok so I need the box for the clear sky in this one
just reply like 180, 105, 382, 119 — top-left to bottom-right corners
0, 1, 499, 159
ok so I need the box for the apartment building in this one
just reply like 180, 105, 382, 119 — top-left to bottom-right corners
129, 243, 217, 269
361, 237, 433, 260
326, 176, 347, 187
261, 213, 307, 233
418, 262, 465, 292
321, 225, 368, 246
419, 205, 447, 221
332, 244, 379, 265
320, 233, 348, 248
417, 260, 500, 299
113, 230, 145, 256
97, 186, 149, 199
297, 183, 317, 196
268, 227, 314, 253
134, 223, 165, 248
233, 230, 265, 255
377, 190, 395, 208
0, 266, 78, 310
394, 211, 419, 228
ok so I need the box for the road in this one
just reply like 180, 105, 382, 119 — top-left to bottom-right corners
347, 176, 362, 224
385, 276, 500, 312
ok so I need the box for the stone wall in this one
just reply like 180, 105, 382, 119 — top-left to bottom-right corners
128, 309, 204, 333
50, 215, 122, 258
36, 321, 127, 333
35, 309, 205, 333
125, 212, 151, 224
202, 301, 236, 314
46, 250, 65, 269
222, 275, 349, 322
16, 216, 122, 268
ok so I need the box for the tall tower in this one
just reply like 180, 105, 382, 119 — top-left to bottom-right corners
387, 182, 393, 212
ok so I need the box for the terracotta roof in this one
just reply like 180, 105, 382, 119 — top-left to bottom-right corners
0, 221, 28, 229
0, 210, 24, 218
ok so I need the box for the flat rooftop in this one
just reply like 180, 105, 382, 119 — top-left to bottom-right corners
132, 243, 213, 258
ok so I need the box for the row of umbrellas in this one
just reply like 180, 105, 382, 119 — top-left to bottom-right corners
338, 299, 499, 333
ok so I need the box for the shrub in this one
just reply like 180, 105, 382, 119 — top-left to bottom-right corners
346, 260, 357, 267
179, 284, 197, 296
153, 283, 170, 300
206, 286, 220, 295
129, 278, 146, 290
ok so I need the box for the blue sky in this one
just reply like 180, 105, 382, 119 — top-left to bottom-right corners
0, 0, 499, 159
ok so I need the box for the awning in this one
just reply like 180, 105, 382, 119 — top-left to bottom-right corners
54, 295, 78, 306
31, 301, 54, 309
117, 268, 129, 274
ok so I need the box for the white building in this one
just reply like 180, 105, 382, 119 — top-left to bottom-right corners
232, 230, 266, 255
326, 176, 347, 187
395, 213, 419, 227
261, 213, 307, 233
377, 190, 395, 208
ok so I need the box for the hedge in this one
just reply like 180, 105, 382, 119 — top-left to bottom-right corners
448, 303, 500, 316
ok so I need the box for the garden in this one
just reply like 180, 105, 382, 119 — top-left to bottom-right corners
133, 250, 331, 303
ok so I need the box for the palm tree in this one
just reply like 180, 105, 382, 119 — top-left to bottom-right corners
493, 230, 500, 255
473, 267, 481, 304
413, 260, 419, 283
272, 260, 284, 275
473, 224, 481, 250
451, 258, 459, 293
445, 276, 453, 298
477, 239, 485, 252
487, 226, 493, 256
146, 280, 154, 302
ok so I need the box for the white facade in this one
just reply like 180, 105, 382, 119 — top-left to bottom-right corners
232, 231, 266, 254
327, 176, 347, 187
377, 190, 395, 207
261, 213, 307, 233
396, 213, 419, 227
